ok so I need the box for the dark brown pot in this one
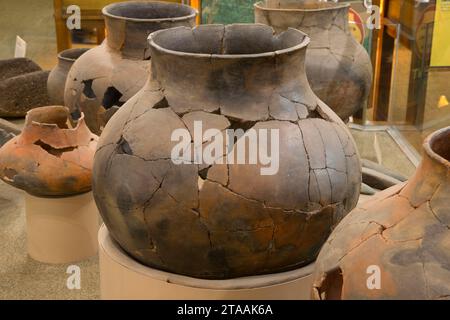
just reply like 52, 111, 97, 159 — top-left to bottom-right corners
64, 1, 197, 134
312, 126, 450, 300
254, 0, 373, 120
93, 24, 362, 279
0, 58, 50, 117
48, 48, 90, 105
0, 106, 98, 197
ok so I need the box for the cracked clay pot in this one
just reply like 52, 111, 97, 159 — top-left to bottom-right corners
255, 0, 373, 121
93, 24, 362, 279
64, 1, 197, 134
311, 126, 450, 300
0, 106, 98, 197
48, 48, 90, 106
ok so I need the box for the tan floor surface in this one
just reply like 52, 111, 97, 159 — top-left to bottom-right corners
0, 182, 99, 300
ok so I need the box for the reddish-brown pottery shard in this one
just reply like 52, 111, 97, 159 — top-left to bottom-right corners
48, 48, 90, 106
92, 24, 362, 280
0, 106, 98, 197
0, 58, 50, 117
64, 1, 197, 134
255, 0, 373, 121
311, 126, 450, 300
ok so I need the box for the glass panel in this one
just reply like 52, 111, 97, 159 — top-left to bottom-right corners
391, 0, 450, 152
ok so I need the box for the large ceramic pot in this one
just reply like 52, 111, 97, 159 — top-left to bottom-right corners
311, 126, 450, 300
48, 48, 89, 105
0, 106, 98, 197
64, 1, 197, 134
255, 0, 373, 120
93, 24, 362, 279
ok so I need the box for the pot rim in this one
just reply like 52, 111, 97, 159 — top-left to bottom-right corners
102, 1, 197, 23
423, 126, 450, 168
148, 24, 310, 60
57, 48, 90, 63
254, 0, 350, 13
26, 106, 86, 132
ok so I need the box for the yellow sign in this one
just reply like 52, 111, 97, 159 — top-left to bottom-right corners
438, 95, 449, 108
431, 0, 450, 67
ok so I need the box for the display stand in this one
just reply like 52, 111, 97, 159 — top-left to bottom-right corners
25, 191, 99, 264
99, 224, 314, 300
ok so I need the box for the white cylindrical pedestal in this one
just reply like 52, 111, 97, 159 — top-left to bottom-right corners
25, 191, 99, 264
99, 224, 314, 300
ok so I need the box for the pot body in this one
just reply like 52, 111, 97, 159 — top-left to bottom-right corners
0, 106, 98, 197
312, 126, 450, 300
64, 1, 197, 134
255, 1, 373, 120
48, 48, 89, 105
93, 25, 362, 279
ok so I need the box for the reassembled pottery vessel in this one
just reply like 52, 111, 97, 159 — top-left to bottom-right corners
0, 106, 98, 197
93, 24, 362, 279
64, 1, 197, 134
255, 0, 373, 120
311, 126, 450, 300
48, 48, 90, 105
0, 58, 50, 117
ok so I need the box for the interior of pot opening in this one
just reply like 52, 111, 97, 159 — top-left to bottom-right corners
105, 2, 194, 20
60, 48, 89, 61
261, 0, 343, 10
151, 25, 306, 55
27, 106, 70, 129
429, 128, 450, 163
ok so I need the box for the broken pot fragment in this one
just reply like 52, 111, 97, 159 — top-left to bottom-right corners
255, 0, 373, 121
93, 24, 362, 280
64, 1, 197, 134
0, 106, 98, 197
312, 126, 450, 300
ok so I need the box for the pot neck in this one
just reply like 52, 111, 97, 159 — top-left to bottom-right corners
21, 106, 93, 146
147, 26, 317, 118
104, 17, 153, 59
57, 57, 75, 71
401, 127, 450, 205
256, 1, 350, 35
57, 48, 89, 71
103, 3, 196, 60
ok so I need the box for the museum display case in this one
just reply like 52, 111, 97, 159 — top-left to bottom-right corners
0, 0, 448, 303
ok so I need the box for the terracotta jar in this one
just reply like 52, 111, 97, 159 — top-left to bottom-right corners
0, 106, 98, 197
93, 24, 362, 279
64, 1, 197, 134
48, 48, 89, 105
255, 0, 373, 120
312, 126, 450, 300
